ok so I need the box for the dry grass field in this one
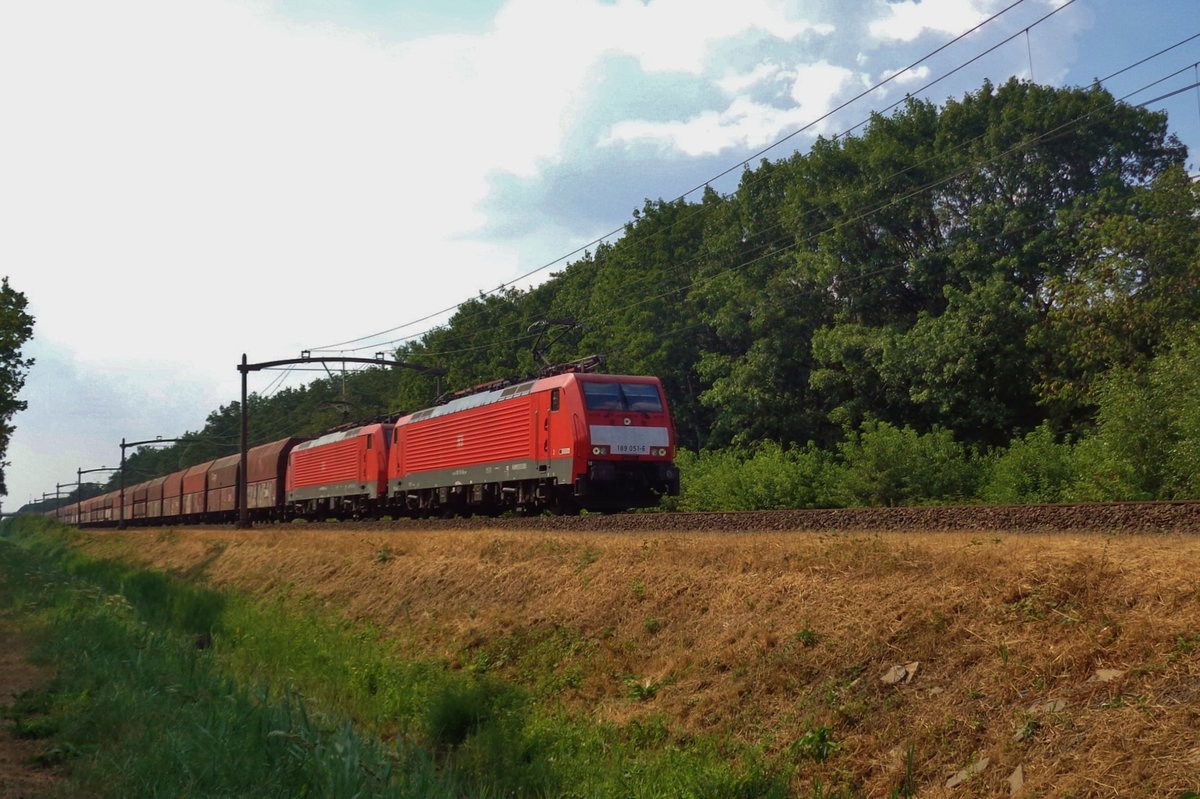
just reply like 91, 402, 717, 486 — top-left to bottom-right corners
77, 525, 1200, 798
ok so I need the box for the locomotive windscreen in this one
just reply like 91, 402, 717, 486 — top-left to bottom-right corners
582, 381, 664, 412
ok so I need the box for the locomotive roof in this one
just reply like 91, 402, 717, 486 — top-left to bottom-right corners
293, 422, 391, 452
400, 373, 661, 424
407, 379, 538, 423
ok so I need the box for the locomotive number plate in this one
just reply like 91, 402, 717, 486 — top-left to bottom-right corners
614, 443, 649, 455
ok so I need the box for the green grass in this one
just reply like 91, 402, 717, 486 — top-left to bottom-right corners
0, 516, 791, 798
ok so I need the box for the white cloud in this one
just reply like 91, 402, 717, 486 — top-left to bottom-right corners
459, 0, 834, 172
531, 0, 834, 75
0, 0, 840, 379
880, 64, 932, 86
0, 0, 520, 371
788, 61, 858, 115
604, 60, 855, 156
717, 62, 783, 95
602, 97, 801, 157
868, 0, 989, 42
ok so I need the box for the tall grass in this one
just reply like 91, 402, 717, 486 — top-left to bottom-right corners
0, 516, 791, 798
1, 522, 456, 798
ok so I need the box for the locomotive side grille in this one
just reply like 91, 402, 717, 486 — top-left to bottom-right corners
290, 439, 362, 487
403, 401, 534, 472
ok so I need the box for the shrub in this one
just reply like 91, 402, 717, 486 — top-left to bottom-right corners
1149, 330, 1200, 497
1068, 330, 1200, 500
981, 423, 1075, 504
671, 442, 847, 512
423, 678, 507, 749
837, 421, 981, 506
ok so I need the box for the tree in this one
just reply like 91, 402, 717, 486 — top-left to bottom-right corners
888, 275, 1041, 443
1069, 327, 1200, 500
0, 278, 34, 495
91, 78, 1199, 502
806, 79, 1188, 440
693, 165, 833, 448
1034, 166, 1200, 420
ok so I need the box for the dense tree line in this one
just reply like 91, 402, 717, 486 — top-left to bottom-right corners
111, 79, 1200, 505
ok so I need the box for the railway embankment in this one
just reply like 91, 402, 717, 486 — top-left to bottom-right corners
65, 517, 1200, 797
344, 500, 1200, 535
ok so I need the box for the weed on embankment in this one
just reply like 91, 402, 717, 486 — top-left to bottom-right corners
0, 516, 790, 798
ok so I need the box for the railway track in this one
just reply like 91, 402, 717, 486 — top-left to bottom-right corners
256, 500, 1200, 535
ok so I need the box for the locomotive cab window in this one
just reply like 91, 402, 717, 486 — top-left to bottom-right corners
550, 388, 560, 412
621, 383, 663, 412
582, 382, 664, 412
583, 382, 623, 411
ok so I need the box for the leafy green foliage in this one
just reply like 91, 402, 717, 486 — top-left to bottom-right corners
670, 424, 984, 511
793, 725, 838, 762
0, 277, 34, 496
837, 421, 982, 507
981, 423, 1075, 504
669, 442, 846, 511
1069, 328, 1200, 500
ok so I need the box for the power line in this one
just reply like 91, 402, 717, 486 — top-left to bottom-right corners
572, 60, 1200, 342
324, 2, 1093, 360
386, 34, 1200, 367
391, 48, 1198, 374
306, 0, 1044, 355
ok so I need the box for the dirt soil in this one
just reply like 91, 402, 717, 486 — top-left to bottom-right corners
0, 597, 59, 799
77, 524, 1200, 798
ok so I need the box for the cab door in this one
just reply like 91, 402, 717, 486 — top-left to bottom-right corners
544, 386, 575, 479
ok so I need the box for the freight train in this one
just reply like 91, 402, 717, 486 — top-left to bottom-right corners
54, 371, 680, 527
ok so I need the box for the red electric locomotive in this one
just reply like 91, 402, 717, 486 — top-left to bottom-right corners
285, 423, 392, 518
387, 372, 679, 515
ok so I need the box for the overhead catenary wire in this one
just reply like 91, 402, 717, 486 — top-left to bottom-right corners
376, 48, 1200, 372
1140, 79, 1200, 107
571, 61, 1200, 343
336, 5, 1200, 367
157, 15, 1190, 470
305, 0, 1046, 356
358, 91, 1198, 370
372, 37, 1200, 366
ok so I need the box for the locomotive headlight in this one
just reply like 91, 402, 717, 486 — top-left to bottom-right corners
592, 445, 610, 456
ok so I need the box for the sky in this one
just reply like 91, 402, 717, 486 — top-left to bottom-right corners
2, 0, 1198, 510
